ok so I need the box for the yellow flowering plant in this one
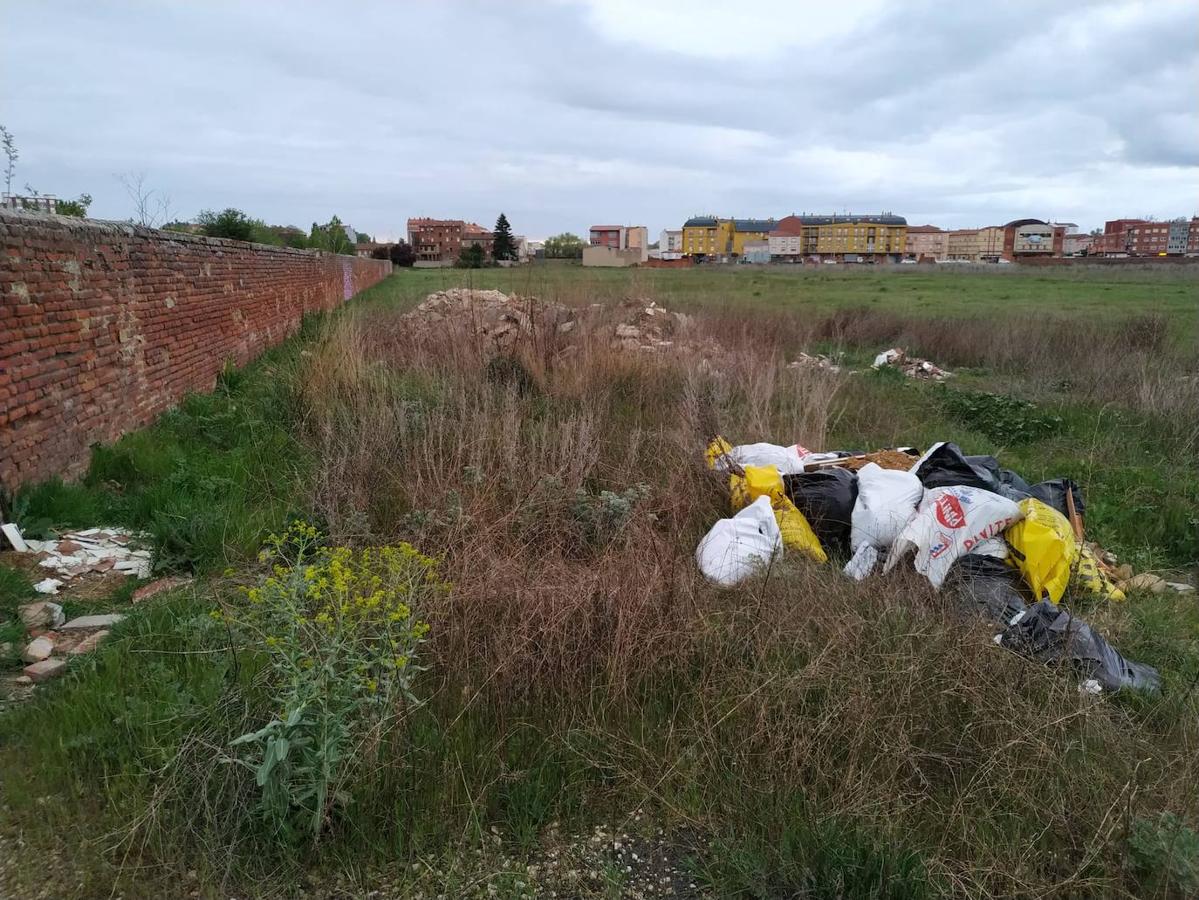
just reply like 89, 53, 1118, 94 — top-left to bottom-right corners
226, 520, 444, 842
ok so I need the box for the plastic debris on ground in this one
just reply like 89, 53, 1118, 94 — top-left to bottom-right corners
850, 463, 923, 552
700, 434, 1174, 692
998, 601, 1161, 693
872, 348, 953, 381
696, 495, 781, 587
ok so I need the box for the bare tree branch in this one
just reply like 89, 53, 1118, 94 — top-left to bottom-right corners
117, 171, 172, 227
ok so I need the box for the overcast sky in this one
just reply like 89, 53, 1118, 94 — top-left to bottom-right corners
2, 0, 1196, 240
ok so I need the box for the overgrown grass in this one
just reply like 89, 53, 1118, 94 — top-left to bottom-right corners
2, 268, 1198, 898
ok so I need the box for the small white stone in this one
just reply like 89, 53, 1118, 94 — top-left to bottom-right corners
21, 636, 55, 664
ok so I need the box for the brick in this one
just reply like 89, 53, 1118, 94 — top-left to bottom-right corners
23, 657, 68, 682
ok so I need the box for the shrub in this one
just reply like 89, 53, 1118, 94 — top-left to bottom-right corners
222, 522, 443, 844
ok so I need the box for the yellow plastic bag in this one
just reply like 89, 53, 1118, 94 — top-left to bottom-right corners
737, 465, 827, 563
1005, 498, 1076, 604
705, 436, 827, 563
1074, 544, 1126, 602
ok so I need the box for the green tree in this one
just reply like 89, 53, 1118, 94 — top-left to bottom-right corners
1, 125, 17, 197
355, 231, 373, 244
456, 243, 486, 268
544, 232, 584, 259
56, 193, 93, 217
308, 216, 354, 254
492, 212, 516, 261
198, 208, 256, 241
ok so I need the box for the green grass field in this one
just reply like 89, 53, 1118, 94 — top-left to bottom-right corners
2, 264, 1198, 899
388, 262, 1199, 337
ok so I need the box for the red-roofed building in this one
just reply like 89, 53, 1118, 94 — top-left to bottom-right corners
1092, 218, 1146, 257
407, 218, 494, 264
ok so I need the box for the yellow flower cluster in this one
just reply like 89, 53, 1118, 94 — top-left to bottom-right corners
228, 521, 444, 700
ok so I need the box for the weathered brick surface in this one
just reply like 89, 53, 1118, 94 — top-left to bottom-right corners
0, 210, 391, 491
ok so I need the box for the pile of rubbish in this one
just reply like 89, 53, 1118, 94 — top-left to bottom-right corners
400, 290, 721, 358
787, 352, 844, 374
1, 525, 152, 591
401, 288, 577, 354
697, 438, 1185, 694
872, 348, 953, 381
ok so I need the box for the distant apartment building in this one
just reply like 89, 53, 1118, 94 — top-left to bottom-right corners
1003, 219, 1065, 259
682, 216, 733, 259
2, 194, 58, 214
1092, 218, 1146, 257
1166, 219, 1190, 255
1126, 221, 1171, 256
946, 227, 1005, 262
1189, 218, 1199, 256
764, 214, 906, 262
768, 218, 804, 259
659, 229, 683, 258
904, 225, 948, 261
407, 218, 494, 265
589, 225, 648, 262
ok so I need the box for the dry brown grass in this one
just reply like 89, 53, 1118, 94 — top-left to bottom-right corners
282, 297, 1199, 897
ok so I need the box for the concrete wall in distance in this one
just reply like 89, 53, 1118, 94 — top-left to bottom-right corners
0, 210, 392, 492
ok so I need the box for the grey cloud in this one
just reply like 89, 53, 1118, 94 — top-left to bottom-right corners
0, 0, 1195, 237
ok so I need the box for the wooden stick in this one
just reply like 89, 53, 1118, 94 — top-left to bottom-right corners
1065, 489, 1085, 542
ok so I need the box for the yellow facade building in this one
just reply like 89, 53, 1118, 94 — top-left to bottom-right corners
774, 215, 907, 260
682, 216, 733, 257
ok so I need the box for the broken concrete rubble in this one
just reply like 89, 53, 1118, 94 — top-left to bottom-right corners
21, 635, 55, 664
787, 352, 845, 374
872, 348, 953, 381
7, 526, 155, 580
132, 576, 192, 604
23, 658, 67, 683
61, 613, 125, 631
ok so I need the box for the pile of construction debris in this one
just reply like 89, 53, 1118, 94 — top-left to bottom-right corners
872, 348, 953, 381
2, 525, 152, 590
399, 290, 722, 358
401, 288, 577, 354
787, 352, 844, 374
8, 601, 125, 684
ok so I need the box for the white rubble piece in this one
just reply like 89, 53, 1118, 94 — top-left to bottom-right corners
34, 578, 63, 595
22, 636, 55, 664
787, 352, 844, 374
23, 527, 151, 580
18, 601, 65, 629
871, 348, 953, 381
61, 614, 125, 631
1, 522, 29, 552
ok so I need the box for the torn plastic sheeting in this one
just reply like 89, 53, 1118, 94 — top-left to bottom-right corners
945, 554, 1028, 624
999, 600, 1160, 693
696, 495, 782, 587
843, 543, 880, 581
884, 485, 1023, 589
850, 463, 923, 552
784, 467, 858, 556
1028, 478, 1086, 519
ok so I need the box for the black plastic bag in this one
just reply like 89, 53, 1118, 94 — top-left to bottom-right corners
914, 442, 1035, 502
946, 554, 1028, 623
1029, 478, 1086, 518
783, 467, 858, 556
1000, 600, 1160, 693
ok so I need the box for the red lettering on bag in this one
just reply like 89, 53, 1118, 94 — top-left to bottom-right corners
935, 494, 966, 529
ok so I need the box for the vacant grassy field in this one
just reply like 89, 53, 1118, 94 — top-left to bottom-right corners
1, 265, 1197, 899
391, 262, 1199, 337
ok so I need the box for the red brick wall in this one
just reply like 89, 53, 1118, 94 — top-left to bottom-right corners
0, 210, 391, 491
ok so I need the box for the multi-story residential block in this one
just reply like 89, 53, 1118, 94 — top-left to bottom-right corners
407, 218, 494, 265
588, 225, 648, 262
1092, 218, 1146, 256
730, 219, 778, 255
904, 225, 948, 261
659, 229, 683, 257
1188, 218, 1199, 256
946, 227, 1005, 262
768, 218, 805, 259
765, 214, 906, 261
1127, 221, 1170, 256
741, 240, 771, 264
682, 216, 734, 259
1166, 219, 1190, 255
